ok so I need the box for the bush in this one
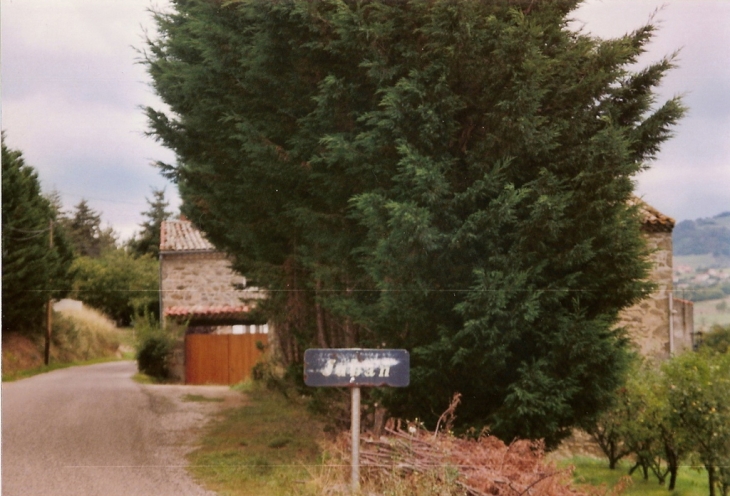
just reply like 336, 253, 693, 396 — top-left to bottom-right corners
137, 334, 174, 380
134, 314, 178, 380
700, 324, 730, 354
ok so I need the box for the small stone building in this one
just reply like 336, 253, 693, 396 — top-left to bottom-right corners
159, 218, 266, 333
159, 219, 268, 384
618, 198, 694, 360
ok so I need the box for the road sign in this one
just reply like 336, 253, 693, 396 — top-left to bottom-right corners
304, 348, 410, 492
304, 348, 409, 388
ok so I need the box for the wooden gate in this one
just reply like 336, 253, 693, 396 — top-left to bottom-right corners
185, 333, 268, 385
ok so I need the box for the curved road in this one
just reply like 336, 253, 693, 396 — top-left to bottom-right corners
2, 361, 240, 496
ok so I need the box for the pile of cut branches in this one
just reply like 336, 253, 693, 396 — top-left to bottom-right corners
329, 394, 628, 495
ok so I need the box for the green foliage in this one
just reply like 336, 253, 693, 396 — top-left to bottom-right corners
144, 0, 683, 445
71, 249, 159, 325
137, 334, 173, 380
592, 354, 730, 493
588, 379, 635, 470
699, 324, 730, 354
134, 314, 177, 380
664, 351, 730, 496
619, 365, 688, 489
128, 187, 173, 258
2, 138, 75, 335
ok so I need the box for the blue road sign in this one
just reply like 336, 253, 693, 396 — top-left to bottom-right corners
304, 348, 410, 387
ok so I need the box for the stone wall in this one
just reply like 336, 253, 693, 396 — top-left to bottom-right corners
617, 231, 673, 360
160, 251, 261, 313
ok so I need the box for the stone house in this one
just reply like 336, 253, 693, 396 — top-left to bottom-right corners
159, 219, 268, 384
159, 218, 266, 333
618, 198, 694, 360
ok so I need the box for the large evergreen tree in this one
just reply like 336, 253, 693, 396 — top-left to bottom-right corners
144, 0, 684, 445
2, 139, 74, 335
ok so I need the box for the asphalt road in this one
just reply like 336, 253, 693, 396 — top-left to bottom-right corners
2, 361, 241, 496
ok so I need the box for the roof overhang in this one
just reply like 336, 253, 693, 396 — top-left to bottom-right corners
164, 305, 262, 325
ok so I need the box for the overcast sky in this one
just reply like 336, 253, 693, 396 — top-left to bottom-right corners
2, 0, 729, 240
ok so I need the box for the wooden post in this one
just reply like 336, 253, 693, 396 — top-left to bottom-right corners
351, 386, 361, 493
44, 220, 53, 366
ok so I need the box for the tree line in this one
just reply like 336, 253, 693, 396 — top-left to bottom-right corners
143, 0, 684, 446
2, 136, 173, 335
674, 213, 730, 258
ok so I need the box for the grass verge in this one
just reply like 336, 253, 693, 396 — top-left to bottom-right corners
2, 356, 123, 382
558, 456, 709, 495
187, 383, 326, 496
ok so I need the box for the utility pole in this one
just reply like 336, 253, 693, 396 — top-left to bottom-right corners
44, 220, 53, 366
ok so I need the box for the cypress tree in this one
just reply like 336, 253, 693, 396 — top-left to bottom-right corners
144, 0, 684, 445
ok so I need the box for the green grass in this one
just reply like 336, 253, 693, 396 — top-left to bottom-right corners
131, 372, 155, 384
187, 384, 326, 496
2, 356, 123, 382
559, 457, 710, 495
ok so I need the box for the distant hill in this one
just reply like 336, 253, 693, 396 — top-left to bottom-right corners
673, 212, 730, 257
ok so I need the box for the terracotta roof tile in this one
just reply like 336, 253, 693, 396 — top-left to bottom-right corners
164, 305, 251, 320
629, 196, 675, 233
160, 219, 216, 252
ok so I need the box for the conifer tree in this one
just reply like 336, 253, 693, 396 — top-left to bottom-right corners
144, 0, 684, 445
2, 139, 74, 335
129, 187, 172, 258
65, 199, 116, 257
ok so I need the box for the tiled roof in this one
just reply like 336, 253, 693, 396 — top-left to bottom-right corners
630, 197, 675, 233
164, 305, 251, 321
160, 219, 216, 252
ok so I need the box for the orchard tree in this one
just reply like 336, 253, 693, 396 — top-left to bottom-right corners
2, 139, 74, 335
665, 350, 730, 496
144, 0, 684, 446
128, 187, 172, 258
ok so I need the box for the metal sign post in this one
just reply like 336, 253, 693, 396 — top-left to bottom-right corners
304, 348, 409, 493
351, 386, 360, 490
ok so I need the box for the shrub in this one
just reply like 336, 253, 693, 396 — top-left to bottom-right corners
134, 314, 179, 380
137, 334, 174, 380
700, 324, 730, 354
